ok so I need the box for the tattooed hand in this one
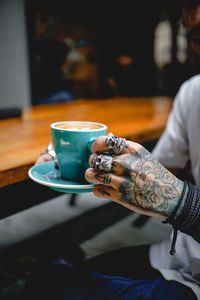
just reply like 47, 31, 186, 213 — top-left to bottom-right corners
85, 136, 184, 219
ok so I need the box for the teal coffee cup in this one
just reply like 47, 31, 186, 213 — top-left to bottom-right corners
50, 121, 107, 182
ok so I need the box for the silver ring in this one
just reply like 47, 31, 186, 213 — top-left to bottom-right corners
105, 135, 127, 155
91, 154, 112, 172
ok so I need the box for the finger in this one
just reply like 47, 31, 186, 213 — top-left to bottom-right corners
89, 153, 112, 172
91, 135, 133, 154
89, 153, 98, 167
91, 132, 113, 154
89, 153, 132, 177
35, 154, 53, 165
107, 132, 113, 136
90, 135, 109, 153
93, 184, 163, 218
85, 168, 122, 188
93, 184, 120, 201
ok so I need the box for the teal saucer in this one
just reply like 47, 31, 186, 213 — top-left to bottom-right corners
28, 161, 94, 193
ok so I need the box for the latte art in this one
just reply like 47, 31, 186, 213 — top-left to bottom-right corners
54, 122, 103, 131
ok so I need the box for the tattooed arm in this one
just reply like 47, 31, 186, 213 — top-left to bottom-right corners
85, 136, 188, 220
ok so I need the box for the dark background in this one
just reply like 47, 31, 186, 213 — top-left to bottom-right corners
25, 0, 200, 105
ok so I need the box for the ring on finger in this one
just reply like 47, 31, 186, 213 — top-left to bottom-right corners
91, 154, 112, 172
105, 135, 127, 155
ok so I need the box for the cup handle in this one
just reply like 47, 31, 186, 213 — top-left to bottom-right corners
88, 137, 96, 152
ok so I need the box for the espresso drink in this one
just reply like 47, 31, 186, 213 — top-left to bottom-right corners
51, 121, 107, 181
54, 122, 103, 131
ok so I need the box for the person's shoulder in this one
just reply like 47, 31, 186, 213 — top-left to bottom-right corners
180, 74, 200, 93
175, 75, 200, 105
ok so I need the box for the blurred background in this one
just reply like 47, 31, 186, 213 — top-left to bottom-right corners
0, 0, 199, 109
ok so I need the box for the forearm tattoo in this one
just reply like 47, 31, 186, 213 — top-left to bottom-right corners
118, 147, 183, 218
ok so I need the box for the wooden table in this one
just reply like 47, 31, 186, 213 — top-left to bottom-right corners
0, 96, 173, 188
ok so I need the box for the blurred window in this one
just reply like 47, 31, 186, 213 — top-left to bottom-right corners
154, 20, 172, 68
154, 20, 187, 68
177, 23, 187, 63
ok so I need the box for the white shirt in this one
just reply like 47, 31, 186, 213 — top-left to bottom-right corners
150, 75, 200, 299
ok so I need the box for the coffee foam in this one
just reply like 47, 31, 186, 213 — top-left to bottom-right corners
54, 122, 103, 131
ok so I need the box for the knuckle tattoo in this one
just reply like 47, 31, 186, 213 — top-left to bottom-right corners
97, 187, 111, 197
95, 173, 111, 184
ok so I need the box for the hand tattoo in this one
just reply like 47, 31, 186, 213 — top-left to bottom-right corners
98, 187, 110, 197
118, 147, 183, 217
95, 173, 111, 184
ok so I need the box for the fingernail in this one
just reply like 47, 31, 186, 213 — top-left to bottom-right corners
108, 132, 113, 136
